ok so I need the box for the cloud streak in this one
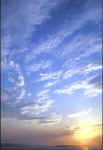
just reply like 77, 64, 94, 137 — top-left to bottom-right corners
55, 75, 102, 97
68, 108, 93, 118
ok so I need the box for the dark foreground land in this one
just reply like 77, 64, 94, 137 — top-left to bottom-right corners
1, 144, 103, 150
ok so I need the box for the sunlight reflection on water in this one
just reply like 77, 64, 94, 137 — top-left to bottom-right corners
81, 147, 89, 150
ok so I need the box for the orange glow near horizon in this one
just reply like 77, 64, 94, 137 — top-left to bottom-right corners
50, 123, 102, 147
72, 123, 102, 146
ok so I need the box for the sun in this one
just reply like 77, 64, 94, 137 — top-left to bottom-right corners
73, 125, 101, 145
75, 128, 92, 141
80, 129, 88, 136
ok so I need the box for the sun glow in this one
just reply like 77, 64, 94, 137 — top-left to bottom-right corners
80, 129, 88, 135
73, 123, 101, 145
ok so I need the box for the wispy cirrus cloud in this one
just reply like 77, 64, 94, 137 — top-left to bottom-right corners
5, 60, 25, 87
62, 33, 102, 65
39, 113, 63, 125
1, 88, 54, 121
16, 74, 24, 87
2, 0, 60, 53
68, 108, 93, 118
21, 100, 53, 116
63, 63, 102, 80
25, 0, 102, 62
39, 71, 62, 81
16, 89, 25, 101
2, 60, 25, 104
55, 75, 102, 97
44, 81, 57, 88
1, 87, 26, 104
84, 64, 102, 74
20, 88, 53, 118
26, 60, 52, 73
37, 89, 50, 103
63, 69, 81, 80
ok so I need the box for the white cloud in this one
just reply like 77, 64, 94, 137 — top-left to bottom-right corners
27, 60, 52, 73
39, 113, 63, 125
63, 69, 80, 80
20, 88, 53, 117
27, 93, 32, 97
37, 89, 51, 103
8, 72, 25, 87
2, 0, 101, 66
28, 64, 41, 72
40, 71, 62, 81
16, 89, 25, 101
55, 76, 102, 97
44, 81, 57, 88
2, 0, 59, 51
37, 89, 50, 97
68, 108, 93, 118
17, 74, 24, 87
1, 87, 26, 104
37, 95, 49, 103
62, 33, 101, 68
1, 90, 10, 102
6, 60, 25, 87
21, 99, 53, 116
25, 0, 101, 63
84, 64, 102, 73
84, 87, 102, 97
63, 63, 102, 80
9, 60, 21, 73
55, 83, 82, 94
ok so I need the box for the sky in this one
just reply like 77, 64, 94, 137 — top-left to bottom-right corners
1, 0, 102, 147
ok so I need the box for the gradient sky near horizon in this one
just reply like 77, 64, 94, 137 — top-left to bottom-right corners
1, 0, 102, 146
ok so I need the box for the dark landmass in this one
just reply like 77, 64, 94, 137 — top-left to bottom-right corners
1, 143, 103, 150
56, 145, 81, 147
1, 143, 34, 150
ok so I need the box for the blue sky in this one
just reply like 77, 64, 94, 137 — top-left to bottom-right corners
1, 0, 102, 146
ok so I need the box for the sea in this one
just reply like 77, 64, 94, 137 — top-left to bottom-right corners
1, 143, 103, 150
